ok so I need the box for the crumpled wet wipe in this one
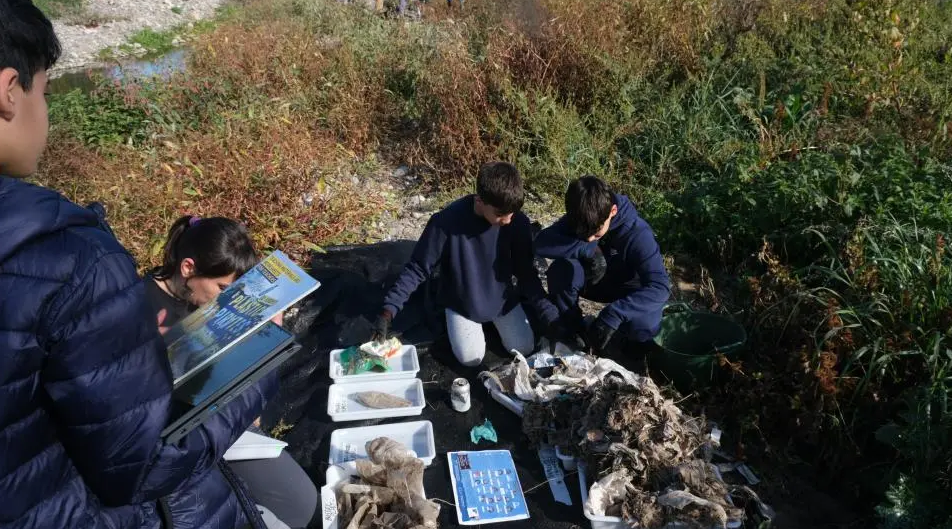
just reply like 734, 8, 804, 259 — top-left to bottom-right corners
335, 437, 439, 529
355, 392, 412, 409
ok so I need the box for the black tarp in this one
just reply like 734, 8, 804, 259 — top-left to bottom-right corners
263, 242, 587, 529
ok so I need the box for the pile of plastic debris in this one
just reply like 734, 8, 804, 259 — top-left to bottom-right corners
478, 346, 641, 404
333, 437, 440, 529
481, 349, 774, 529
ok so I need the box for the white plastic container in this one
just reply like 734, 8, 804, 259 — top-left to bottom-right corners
482, 382, 524, 417
321, 460, 430, 529
321, 462, 359, 529
577, 463, 627, 529
328, 420, 436, 466
329, 345, 420, 383
327, 379, 426, 422
555, 446, 577, 471
578, 463, 743, 529
223, 431, 288, 462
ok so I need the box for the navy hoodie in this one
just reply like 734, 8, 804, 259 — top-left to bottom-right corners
535, 193, 670, 333
383, 195, 553, 324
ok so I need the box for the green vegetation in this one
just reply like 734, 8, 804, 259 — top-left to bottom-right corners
41, 0, 952, 524
97, 9, 233, 62
34, 0, 82, 18
98, 27, 180, 61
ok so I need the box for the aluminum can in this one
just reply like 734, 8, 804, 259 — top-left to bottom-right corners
450, 377, 471, 412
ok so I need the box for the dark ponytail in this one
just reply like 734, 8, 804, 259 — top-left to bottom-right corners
151, 216, 258, 281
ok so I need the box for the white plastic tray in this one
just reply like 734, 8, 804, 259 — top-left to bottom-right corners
327, 379, 426, 422
555, 446, 577, 471
321, 460, 430, 529
328, 420, 436, 467
578, 463, 742, 529
320, 462, 357, 529
329, 345, 420, 383
578, 463, 627, 529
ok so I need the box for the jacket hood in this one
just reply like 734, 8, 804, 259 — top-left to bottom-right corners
0, 176, 100, 263
609, 193, 638, 232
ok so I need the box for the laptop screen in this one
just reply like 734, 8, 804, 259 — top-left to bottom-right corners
174, 322, 293, 407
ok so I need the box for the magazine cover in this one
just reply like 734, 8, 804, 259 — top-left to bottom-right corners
448, 450, 530, 525
165, 250, 320, 386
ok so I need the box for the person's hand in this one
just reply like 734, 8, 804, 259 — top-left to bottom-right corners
580, 246, 607, 287
271, 311, 284, 327
372, 310, 393, 342
586, 318, 615, 353
156, 309, 170, 336
252, 416, 261, 428
544, 316, 588, 354
548, 328, 588, 354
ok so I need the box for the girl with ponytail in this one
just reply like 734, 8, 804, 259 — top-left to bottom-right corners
147, 215, 259, 328
143, 214, 318, 529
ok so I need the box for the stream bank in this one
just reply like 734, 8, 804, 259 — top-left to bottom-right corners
49, 0, 226, 75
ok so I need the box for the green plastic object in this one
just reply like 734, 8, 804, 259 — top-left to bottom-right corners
340, 346, 391, 376
649, 303, 747, 391
470, 419, 498, 444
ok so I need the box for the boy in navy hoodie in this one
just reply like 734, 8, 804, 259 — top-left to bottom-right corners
374, 161, 555, 366
536, 176, 670, 353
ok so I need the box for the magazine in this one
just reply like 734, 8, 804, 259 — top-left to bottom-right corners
448, 450, 530, 525
164, 250, 320, 387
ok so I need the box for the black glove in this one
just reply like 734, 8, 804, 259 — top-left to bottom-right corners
372, 310, 393, 342
579, 246, 607, 287
586, 318, 616, 353
546, 324, 588, 354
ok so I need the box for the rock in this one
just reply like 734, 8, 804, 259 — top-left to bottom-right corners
393, 165, 410, 178
411, 212, 424, 219
407, 194, 429, 209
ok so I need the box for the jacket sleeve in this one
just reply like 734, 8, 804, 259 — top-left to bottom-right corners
41, 250, 270, 506
534, 218, 597, 261
512, 218, 557, 324
134, 371, 278, 499
382, 215, 446, 316
597, 224, 670, 331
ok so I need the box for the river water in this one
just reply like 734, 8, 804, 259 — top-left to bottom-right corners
49, 48, 189, 94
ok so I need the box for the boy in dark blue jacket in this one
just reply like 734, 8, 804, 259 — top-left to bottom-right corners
374, 162, 555, 366
536, 176, 670, 353
0, 3, 268, 527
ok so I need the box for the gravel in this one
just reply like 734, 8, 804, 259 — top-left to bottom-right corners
50, 0, 228, 75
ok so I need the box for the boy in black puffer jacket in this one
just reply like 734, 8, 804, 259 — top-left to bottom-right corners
0, 2, 269, 528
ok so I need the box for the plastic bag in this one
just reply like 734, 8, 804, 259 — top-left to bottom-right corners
342, 346, 392, 375
585, 470, 630, 516
360, 338, 402, 359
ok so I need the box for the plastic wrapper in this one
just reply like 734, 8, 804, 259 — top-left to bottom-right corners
341, 346, 392, 376
360, 338, 402, 359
